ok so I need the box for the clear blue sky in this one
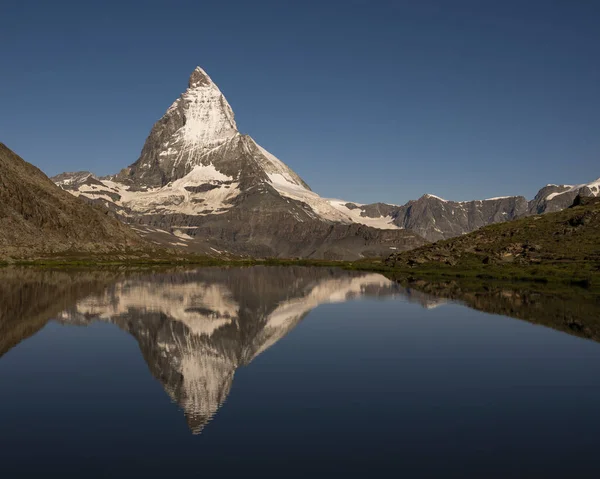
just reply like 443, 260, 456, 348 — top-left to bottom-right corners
2, 0, 598, 204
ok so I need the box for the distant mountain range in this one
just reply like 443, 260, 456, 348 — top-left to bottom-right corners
51, 67, 598, 257
349, 177, 600, 242
387, 195, 600, 273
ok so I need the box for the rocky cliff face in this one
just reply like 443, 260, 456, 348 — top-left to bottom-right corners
397, 195, 529, 242
53, 67, 425, 259
0, 143, 147, 259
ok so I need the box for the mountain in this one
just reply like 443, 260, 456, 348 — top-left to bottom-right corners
0, 143, 148, 259
52, 67, 598, 252
53, 67, 425, 260
344, 194, 530, 242
386, 195, 600, 274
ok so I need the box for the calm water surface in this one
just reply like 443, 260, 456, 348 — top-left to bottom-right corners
1, 266, 599, 478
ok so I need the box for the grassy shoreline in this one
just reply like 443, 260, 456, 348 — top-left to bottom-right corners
1, 254, 598, 290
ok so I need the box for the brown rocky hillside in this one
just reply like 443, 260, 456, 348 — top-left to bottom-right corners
0, 143, 148, 259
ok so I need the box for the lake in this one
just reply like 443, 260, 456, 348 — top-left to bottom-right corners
1, 266, 599, 478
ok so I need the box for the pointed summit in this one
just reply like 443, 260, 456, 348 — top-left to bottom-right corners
113, 65, 239, 186
188, 66, 213, 89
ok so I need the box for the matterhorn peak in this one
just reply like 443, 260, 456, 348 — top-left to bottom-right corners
188, 66, 213, 89
52, 65, 429, 259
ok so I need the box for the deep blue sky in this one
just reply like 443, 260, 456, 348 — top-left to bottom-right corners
1, 0, 598, 204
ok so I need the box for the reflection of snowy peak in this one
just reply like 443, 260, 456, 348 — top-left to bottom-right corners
71, 281, 239, 337
59, 267, 436, 433
251, 273, 397, 360
267, 273, 393, 328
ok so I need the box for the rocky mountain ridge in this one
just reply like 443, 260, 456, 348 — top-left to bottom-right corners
344, 178, 599, 242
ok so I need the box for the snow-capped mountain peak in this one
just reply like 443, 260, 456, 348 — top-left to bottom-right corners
188, 66, 214, 88
50, 66, 429, 257
166, 67, 238, 157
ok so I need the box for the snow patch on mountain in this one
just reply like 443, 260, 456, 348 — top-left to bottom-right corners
265, 172, 349, 222
73, 164, 240, 216
327, 200, 400, 230
545, 178, 600, 201
255, 142, 307, 187
545, 192, 562, 201
423, 194, 448, 202
176, 163, 231, 183
53, 171, 95, 186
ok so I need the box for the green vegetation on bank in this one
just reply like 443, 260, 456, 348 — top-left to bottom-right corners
2, 255, 599, 290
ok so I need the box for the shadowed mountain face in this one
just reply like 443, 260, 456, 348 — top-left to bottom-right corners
3, 266, 599, 436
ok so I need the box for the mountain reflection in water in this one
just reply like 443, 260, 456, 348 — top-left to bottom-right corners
1, 266, 598, 436
49, 267, 444, 433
